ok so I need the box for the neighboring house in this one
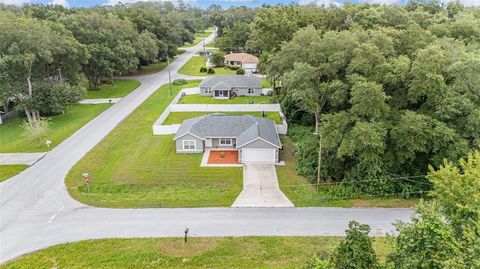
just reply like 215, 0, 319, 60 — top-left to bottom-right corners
199, 75, 262, 99
173, 114, 282, 163
224, 53, 259, 73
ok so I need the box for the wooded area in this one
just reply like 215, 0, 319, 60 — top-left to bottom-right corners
0, 2, 209, 121
212, 1, 480, 198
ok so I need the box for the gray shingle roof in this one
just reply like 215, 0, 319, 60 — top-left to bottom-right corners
173, 114, 281, 148
199, 75, 261, 89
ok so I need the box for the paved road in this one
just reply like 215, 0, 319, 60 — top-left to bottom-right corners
232, 164, 294, 207
0, 31, 413, 263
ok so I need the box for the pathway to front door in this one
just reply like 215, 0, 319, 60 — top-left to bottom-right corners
232, 163, 294, 207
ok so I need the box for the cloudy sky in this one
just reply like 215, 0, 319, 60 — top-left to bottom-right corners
0, 0, 479, 8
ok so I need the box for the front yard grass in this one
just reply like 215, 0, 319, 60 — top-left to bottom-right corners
276, 136, 419, 208
66, 80, 243, 208
86, 80, 140, 99
0, 165, 28, 182
163, 112, 282, 125
194, 29, 213, 39
0, 236, 394, 269
181, 38, 203, 48
178, 94, 273, 104
0, 104, 111, 153
178, 56, 237, 76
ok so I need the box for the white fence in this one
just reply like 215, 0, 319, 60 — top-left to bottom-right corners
152, 87, 288, 135
170, 103, 281, 112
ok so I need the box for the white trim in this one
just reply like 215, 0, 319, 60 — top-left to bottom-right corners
183, 140, 196, 150
237, 137, 281, 149
174, 131, 203, 141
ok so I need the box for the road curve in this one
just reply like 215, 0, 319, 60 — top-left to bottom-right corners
0, 32, 413, 263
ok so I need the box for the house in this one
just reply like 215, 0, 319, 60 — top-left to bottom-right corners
173, 114, 282, 163
199, 75, 262, 99
223, 53, 259, 73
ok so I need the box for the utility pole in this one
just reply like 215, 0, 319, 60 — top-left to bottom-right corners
203, 37, 207, 67
167, 54, 172, 96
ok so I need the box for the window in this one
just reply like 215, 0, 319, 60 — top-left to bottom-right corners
248, 88, 254, 94
205, 88, 212, 94
219, 138, 232, 146
183, 140, 196, 150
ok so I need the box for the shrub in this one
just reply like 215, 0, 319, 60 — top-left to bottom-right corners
207, 68, 215, 74
172, 79, 187, 86
199, 67, 207, 73
22, 118, 51, 147
236, 69, 246, 75
211, 51, 225, 67
332, 221, 378, 269
228, 66, 240, 70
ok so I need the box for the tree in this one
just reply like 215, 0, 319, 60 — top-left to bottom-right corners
211, 51, 225, 67
0, 10, 86, 122
389, 151, 480, 268
332, 221, 378, 269
61, 12, 140, 88
22, 118, 50, 147
427, 151, 480, 268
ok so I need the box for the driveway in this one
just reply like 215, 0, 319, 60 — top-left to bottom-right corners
0, 30, 413, 263
0, 153, 46, 165
232, 163, 294, 207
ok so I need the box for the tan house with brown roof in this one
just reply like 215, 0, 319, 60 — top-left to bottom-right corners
224, 52, 259, 73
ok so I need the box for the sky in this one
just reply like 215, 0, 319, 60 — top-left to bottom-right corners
0, 0, 479, 8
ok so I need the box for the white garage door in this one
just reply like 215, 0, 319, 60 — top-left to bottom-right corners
242, 149, 276, 163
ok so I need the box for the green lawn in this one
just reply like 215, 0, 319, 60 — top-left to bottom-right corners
163, 112, 283, 125
0, 104, 111, 153
86, 80, 140, 99
178, 95, 273, 104
0, 236, 394, 269
66, 80, 243, 208
181, 38, 203, 48
0, 165, 28, 182
178, 56, 237, 76
131, 62, 169, 76
194, 29, 213, 39
277, 136, 419, 208
206, 40, 216, 48
129, 52, 183, 76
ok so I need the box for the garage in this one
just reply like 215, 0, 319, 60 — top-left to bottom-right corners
241, 148, 276, 163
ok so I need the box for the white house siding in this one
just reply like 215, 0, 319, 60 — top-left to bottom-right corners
200, 87, 212, 96
175, 134, 204, 153
232, 87, 262, 97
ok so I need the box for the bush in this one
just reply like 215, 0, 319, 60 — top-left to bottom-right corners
236, 69, 246, 75
199, 67, 207, 73
211, 51, 225, 67
22, 118, 51, 147
228, 66, 240, 70
172, 79, 187, 86
332, 221, 378, 269
207, 68, 215, 74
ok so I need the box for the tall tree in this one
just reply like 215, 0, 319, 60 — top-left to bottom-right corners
0, 10, 86, 122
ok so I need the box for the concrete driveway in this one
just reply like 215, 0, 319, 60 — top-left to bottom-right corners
232, 163, 294, 207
